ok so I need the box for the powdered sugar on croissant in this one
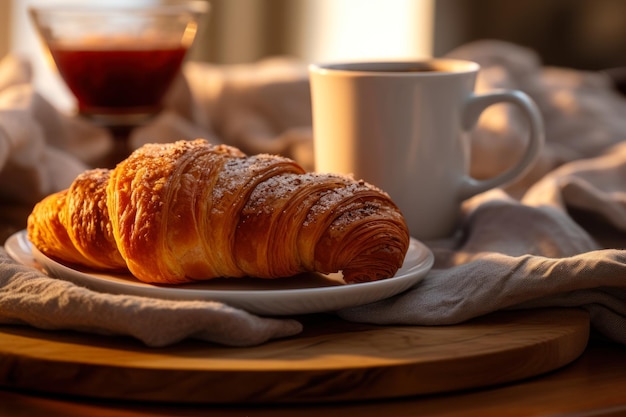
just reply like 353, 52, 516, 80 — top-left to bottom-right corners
27, 139, 410, 284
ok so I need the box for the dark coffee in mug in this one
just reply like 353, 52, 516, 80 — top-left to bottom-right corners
360, 67, 440, 72
319, 61, 465, 73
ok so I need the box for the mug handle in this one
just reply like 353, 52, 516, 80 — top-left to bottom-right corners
458, 89, 545, 200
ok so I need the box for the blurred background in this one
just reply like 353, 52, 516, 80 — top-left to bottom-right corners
2, 0, 626, 109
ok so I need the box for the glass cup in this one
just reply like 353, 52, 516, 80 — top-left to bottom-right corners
30, 1, 209, 127
29, 1, 209, 167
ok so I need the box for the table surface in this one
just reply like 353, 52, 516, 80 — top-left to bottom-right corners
0, 309, 590, 404
0, 333, 625, 416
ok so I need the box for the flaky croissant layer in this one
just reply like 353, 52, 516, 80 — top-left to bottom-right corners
27, 139, 410, 284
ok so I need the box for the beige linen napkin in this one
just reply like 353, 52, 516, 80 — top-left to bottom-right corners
0, 248, 301, 347
446, 40, 626, 195
0, 55, 111, 239
339, 145, 626, 343
0, 55, 112, 170
132, 57, 315, 170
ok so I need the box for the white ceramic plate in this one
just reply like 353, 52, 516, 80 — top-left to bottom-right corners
5, 230, 433, 316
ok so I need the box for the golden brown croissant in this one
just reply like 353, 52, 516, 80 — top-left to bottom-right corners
27, 139, 410, 284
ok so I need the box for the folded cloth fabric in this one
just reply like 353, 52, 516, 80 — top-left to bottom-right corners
339, 146, 626, 343
446, 40, 626, 195
0, 55, 111, 240
0, 55, 112, 178
0, 248, 302, 347
3, 39, 626, 347
132, 57, 315, 170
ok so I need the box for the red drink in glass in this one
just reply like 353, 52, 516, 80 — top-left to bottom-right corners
49, 41, 188, 118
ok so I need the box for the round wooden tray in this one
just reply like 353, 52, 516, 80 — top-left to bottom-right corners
0, 308, 589, 404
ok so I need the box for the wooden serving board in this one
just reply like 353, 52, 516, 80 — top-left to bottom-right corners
0, 308, 589, 404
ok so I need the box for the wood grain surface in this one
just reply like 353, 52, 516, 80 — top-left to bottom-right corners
0, 308, 589, 404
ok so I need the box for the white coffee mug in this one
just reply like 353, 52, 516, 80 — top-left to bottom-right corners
309, 59, 544, 240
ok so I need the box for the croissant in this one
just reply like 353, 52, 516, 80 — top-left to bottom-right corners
27, 139, 410, 284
